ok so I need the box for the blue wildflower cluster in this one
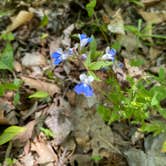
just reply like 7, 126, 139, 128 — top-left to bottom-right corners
102, 47, 116, 61
51, 34, 117, 97
52, 48, 73, 65
74, 73, 94, 97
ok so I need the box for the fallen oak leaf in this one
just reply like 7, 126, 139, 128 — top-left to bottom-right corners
6, 10, 33, 33
21, 76, 60, 96
31, 137, 57, 164
138, 9, 166, 24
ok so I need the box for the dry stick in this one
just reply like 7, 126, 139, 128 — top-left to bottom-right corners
22, 101, 38, 120
57, 148, 67, 166
3, 141, 13, 166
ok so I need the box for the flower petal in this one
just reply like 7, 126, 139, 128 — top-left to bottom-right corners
108, 48, 116, 57
79, 34, 92, 48
84, 85, 94, 97
80, 73, 88, 82
79, 34, 87, 40
102, 48, 116, 61
74, 83, 94, 97
80, 38, 89, 48
53, 56, 63, 65
51, 52, 61, 59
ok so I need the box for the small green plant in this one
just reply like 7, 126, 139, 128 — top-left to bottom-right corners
4, 158, 16, 166
40, 127, 54, 139
28, 91, 49, 99
125, 20, 166, 42
97, 68, 166, 136
0, 32, 14, 72
0, 79, 21, 93
91, 155, 102, 163
129, 0, 144, 7
86, 0, 96, 17
0, 126, 25, 145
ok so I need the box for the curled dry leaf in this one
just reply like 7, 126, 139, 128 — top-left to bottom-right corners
31, 137, 57, 164
141, 0, 161, 6
138, 9, 166, 24
21, 76, 60, 96
6, 10, 33, 32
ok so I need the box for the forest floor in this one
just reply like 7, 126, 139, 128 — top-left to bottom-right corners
0, 0, 166, 166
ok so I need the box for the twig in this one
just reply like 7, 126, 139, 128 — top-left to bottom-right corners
3, 141, 13, 166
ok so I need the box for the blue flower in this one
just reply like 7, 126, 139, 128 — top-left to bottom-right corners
102, 47, 116, 61
74, 73, 94, 97
79, 34, 92, 48
51, 48, 73, 65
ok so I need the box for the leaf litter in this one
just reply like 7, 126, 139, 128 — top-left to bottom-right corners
0, 0, 166, 165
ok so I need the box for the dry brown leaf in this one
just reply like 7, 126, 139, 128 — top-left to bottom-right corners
138, 9, 166, 24
149, 47, 162, 60
141, 0, 161, 6
49, 38, 61, 55
14, 61, 22, 72
0, 97, 16, 124
62, 24, 75, 47
21, 76, 60, 96
0, 110, 9, 125
108, 10, 125, 35
124, 59, 144, 78
6, 10, 33, 32
31, 137, 57, 164
19, 153, 34, 166
21, 52, 46, 67
45, 100, 73, 145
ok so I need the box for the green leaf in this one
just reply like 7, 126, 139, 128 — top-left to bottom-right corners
5, 158, 16, 166
13, 92, 20, 106
97, 105, 110, 122
1, 32, 15, 41
40, 127, 54, 138
88, 61, 112, 70
29, 91, 49, 99
84, 52, 91, 66
89, 35, 97, 59
129, 0, 144, 7
91, 155, 102, 163
0, 42, 14, 71
111, 41, 121, 50
0, 84, 5, 96
40, 15, 48, 27
161, 141, 166, 153
0, 126, 25, 145
125, 25, 139, 35
86, 0, 96, 17
159, 68, 165, 81
130, 58, 145, 67
140, 121, 166, 136
151, 93, 159, 106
